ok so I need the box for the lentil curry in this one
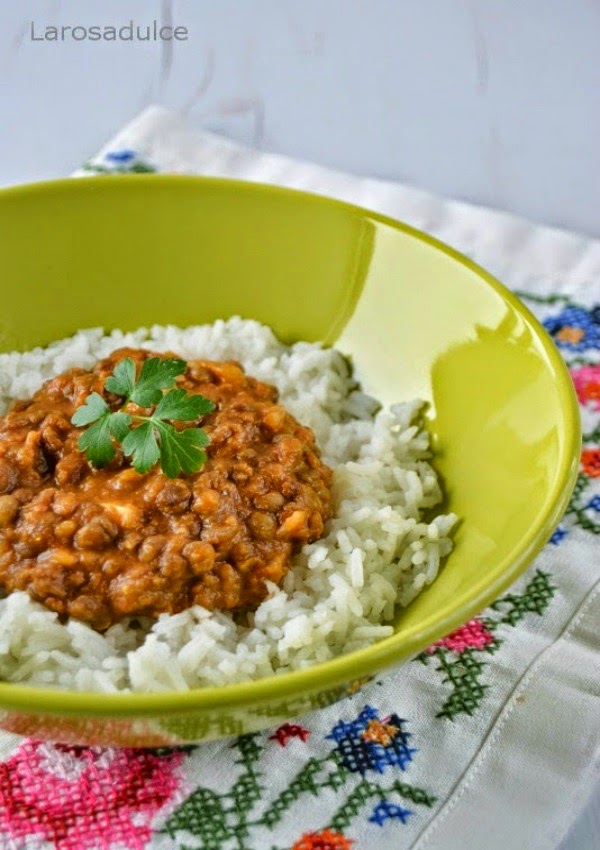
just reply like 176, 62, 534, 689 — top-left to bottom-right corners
0, 349, 333, 630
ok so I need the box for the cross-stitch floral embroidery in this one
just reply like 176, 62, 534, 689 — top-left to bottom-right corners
0, 741, 185, 850
81, 148, 156, 174
425, 618, 494, 654
571, 364, 600, 409
269, 722, 310, 746
523, 294, 600, 536
292, 829, 354, 850
581, 447, 600, 477
369, 800, 412, 825
418, 571, 556, 719
161, 708, 435, 848
543, 304, 600, 351
327, 707, 415, 775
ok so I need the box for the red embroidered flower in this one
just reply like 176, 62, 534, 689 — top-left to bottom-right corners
269, 722, 310, 746
292, 828, 354, 850
581, 448, 600, 477
0, 740, 186, 850
426, 617, 494, 654
571, 364, 600, 410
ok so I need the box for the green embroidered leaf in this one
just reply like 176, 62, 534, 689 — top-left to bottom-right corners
161, 786, 230, 846
491, 569, 556, 625
259, 758, 322, 829
391, 779, 436, 807
129, 160, 156, 173
230, 735, 264, 820
329, 778, 376, 831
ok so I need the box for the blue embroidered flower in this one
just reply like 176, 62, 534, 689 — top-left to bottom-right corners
543, 305, 600, 352
326, 707, 415, 775
81, 151, 156, 175
368, 800, 412, 826
105, 149, 137, 163
587, 494, 600, 512
549, 526, 567, 545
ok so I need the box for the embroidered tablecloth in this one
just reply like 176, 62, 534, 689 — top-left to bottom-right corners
1, 106, 598, 850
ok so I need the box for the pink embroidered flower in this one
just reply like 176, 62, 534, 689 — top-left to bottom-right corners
0, 740, 186, 850
426, 617, 494, 654
570, 364, 600, 410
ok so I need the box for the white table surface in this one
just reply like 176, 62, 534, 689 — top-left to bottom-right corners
0, 1, 598, 846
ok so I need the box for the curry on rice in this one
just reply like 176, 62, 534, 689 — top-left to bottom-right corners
0, 348, 333, 631
0, 319, 455, 693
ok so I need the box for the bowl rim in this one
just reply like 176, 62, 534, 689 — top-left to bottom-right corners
0, 174, 581, 716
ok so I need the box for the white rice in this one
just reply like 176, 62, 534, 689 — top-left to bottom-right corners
0, 318, 456, 692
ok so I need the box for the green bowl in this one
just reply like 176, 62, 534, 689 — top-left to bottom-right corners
0, 176, 580, 746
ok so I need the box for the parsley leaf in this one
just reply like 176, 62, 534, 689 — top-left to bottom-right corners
109, 411, 132, 442
77, 416, 116, 468
105, 358, 136, 397
154, 387, 215, 421
71, 392, 110, 427
130, 357, 186, 407
71, 355, 214, 478
121, 421, 161, 474
155, 421, 210, 478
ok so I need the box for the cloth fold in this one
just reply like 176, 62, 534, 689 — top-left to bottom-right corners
0, 106, 597, 850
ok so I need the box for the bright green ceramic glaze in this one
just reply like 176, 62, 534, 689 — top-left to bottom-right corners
0, 176, 580, 746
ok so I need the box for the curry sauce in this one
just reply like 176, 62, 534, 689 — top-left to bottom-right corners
0, 349, 333, 630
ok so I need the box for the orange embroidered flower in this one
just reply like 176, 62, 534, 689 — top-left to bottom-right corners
556, 326, 585, 344
581, 448, 600, 477
292, 829, 353, 850
361, 718, 399, 746
543, 305, 600, 352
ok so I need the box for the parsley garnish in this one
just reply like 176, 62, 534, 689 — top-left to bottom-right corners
71, 357, 215, 478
